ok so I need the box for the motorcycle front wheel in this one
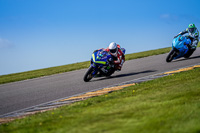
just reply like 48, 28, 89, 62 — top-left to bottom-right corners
166, 49, 176, 62
83, 66, 95, 82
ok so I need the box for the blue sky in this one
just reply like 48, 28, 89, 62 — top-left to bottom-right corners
0, 0, 200, 75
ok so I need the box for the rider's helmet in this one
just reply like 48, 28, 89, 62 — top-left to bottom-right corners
108, 42, 118, 57
188, 23, 196, 33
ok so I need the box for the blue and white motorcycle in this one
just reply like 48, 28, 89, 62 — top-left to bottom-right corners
166, 35, 191, 62
83, 48, 125, 82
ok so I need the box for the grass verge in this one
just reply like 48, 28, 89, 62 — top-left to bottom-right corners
0, 47, 171, 84
1, 67, 200, 133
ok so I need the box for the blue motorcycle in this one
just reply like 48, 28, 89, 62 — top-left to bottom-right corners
83, 48, 125, 82
166, 35, 191, 62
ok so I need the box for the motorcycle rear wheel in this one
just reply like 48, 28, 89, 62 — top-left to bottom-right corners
83, 66, 95, 82
105, 68, 115, 77
184, 49, 195, 58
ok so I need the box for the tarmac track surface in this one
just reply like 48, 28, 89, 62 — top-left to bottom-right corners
0, 48, 200, 116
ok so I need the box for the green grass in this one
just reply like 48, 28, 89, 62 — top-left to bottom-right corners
1, 67, 200, 133
125, 47, 171, 60
0, 61, 90, 84
0, 47, 171, 84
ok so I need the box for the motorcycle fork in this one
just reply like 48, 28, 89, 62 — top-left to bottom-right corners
90, 64, 98, 76
173, 48, 180, 59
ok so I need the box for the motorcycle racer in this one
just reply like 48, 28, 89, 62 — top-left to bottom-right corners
174, 23, 199, 56
105, 42, 125, 71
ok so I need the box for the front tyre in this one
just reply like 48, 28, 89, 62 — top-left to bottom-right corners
83, 66, 95, 82
166, 49, 176, 62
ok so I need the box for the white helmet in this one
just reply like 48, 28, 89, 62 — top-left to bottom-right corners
108, 42, 118, 56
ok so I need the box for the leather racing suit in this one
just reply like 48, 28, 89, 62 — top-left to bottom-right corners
175, 28, 199, 49
105, 44, 125, 70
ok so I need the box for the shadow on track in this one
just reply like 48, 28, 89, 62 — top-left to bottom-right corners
172, 55, 200, 62
91, 70, 157, 82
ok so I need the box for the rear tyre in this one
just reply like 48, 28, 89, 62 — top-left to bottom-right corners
166, 49, 176, 62
105, 68, 115, 77
83, 66, 95, 82
184, 49, 195, 58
